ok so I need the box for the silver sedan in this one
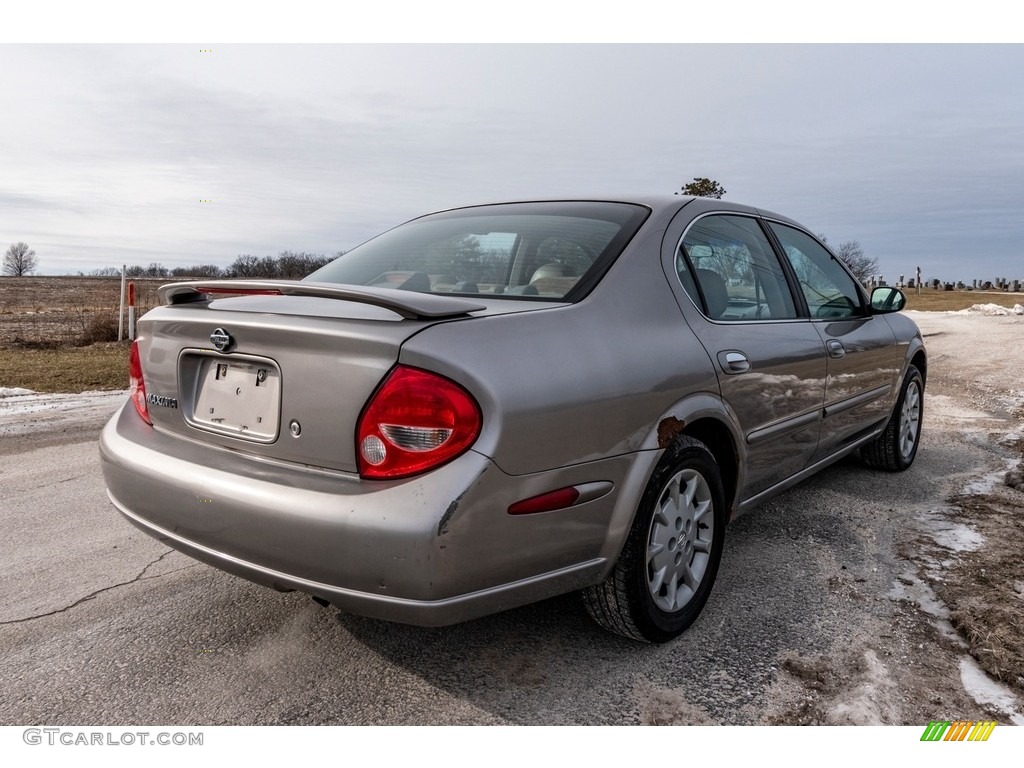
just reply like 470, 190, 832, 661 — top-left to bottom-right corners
100, 196, 925, 642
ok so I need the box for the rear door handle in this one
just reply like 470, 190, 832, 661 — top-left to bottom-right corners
717, 350, 750, 374
826, 339, 846, 359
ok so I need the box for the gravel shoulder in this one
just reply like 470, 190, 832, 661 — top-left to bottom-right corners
0, 389, 127, 455
760, 311, 1024, 725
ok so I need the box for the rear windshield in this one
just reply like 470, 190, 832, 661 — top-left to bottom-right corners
306, 201, 650, 301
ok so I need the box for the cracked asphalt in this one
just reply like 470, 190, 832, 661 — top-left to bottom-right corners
0, 316, 1018, 725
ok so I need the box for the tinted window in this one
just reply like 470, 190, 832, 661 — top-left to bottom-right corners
677, 215, 798, 321
768, 223, 863, 319
307, 202, 649, 301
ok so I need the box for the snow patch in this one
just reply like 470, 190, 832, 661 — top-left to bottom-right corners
956, 303, 1024, 316
963, 458, 1021, 496
0, 389, 128, 438
916, 508, 986, 553
0, 389, 127, 417
826, 650, 897, 725
0, 387, 36, 397
931, 523, 986, 552
959, 656, 1024, 725
888, 571, 966, 646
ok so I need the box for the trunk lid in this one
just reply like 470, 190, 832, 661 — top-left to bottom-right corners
135, 282, 488, 474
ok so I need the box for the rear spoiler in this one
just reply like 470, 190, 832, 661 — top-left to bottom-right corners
158, 280, 487, 320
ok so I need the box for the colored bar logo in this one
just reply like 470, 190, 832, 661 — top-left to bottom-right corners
920, 721, 997, 741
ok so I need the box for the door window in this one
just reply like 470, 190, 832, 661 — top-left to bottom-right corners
677, 215, 798, 321
768, 223, 863, 320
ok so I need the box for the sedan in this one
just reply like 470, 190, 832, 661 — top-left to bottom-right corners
99, 196, 925, 642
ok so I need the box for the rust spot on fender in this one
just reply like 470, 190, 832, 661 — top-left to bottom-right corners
657, 416, 687, 449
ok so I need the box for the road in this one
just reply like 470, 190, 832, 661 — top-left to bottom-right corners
1, 313, 1022, 725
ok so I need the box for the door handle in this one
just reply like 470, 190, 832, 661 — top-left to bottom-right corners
717, 350, 750, 374
826, 339, 846, 359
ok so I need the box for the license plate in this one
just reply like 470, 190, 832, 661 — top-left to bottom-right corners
190, 357, 281, 442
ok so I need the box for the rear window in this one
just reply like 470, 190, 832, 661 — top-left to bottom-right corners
306, 202, 649, 300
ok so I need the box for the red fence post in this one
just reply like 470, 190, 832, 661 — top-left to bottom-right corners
127, 281, 136, 340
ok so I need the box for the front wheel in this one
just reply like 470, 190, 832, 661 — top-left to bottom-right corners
861, 364, 924, 471
583, 436, 726, 643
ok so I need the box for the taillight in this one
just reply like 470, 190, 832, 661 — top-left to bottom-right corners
196, 287, 282, 297
356, 365, 481, 480
129, 339, 151, 425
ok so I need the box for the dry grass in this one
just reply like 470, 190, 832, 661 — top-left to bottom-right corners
0, 276, 162, 346
0, 343, 129, 392
0, 277, 155, 392
935, 490, 1024, 693
902, 289, 1024, 312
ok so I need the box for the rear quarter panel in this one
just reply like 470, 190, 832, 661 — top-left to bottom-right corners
399, 219, 721, 477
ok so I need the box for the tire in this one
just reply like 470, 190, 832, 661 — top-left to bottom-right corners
582, 436, 726, 643
861, 364, 924, 472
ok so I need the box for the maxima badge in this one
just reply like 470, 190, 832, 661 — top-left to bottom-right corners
210, 328, 233, 351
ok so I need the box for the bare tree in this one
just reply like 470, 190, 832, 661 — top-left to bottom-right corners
676, 177, 727, 199
227, 254, 279, 278
226, 251, 333, 279
835, 241, 878, 285
276, 251, 332, 278
819, 235, 879, 285
124, 262, 173, 277
171, 264, 222, 278
3, 242, 38, 276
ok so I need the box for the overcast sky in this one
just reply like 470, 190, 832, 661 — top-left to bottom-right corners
2, 44, 1022, 282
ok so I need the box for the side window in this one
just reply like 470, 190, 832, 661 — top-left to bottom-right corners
678, 215, 798, 321
768, 223, 863, 319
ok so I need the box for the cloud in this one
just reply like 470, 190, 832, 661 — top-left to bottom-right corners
1, 44, 1022, 281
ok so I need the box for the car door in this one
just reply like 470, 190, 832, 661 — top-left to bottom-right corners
765, 222, 904, 462
672, 213, 828, 499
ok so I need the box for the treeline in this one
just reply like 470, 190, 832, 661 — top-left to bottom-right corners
220, 251, 341, 278
81, 251, 343, 280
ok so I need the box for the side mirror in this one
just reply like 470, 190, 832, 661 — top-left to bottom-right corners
869, 286, 906, 314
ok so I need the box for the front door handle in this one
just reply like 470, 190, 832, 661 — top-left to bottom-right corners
826, 339, 846, 359
717, 350, 750, 374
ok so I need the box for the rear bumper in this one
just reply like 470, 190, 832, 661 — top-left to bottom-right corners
109, 492, 605, 625
99, 403, 632, 625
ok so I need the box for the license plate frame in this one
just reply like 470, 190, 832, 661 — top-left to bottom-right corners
184, 353, 282, 442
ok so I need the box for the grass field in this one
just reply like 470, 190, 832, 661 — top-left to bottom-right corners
1, 277, 1022, 393
0, 276, 164, 347
0, 343, 129, 392
902, 289, 1023, 312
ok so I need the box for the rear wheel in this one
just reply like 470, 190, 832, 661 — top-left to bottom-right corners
861, 365, 924, 472
583, 436, 726, 643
